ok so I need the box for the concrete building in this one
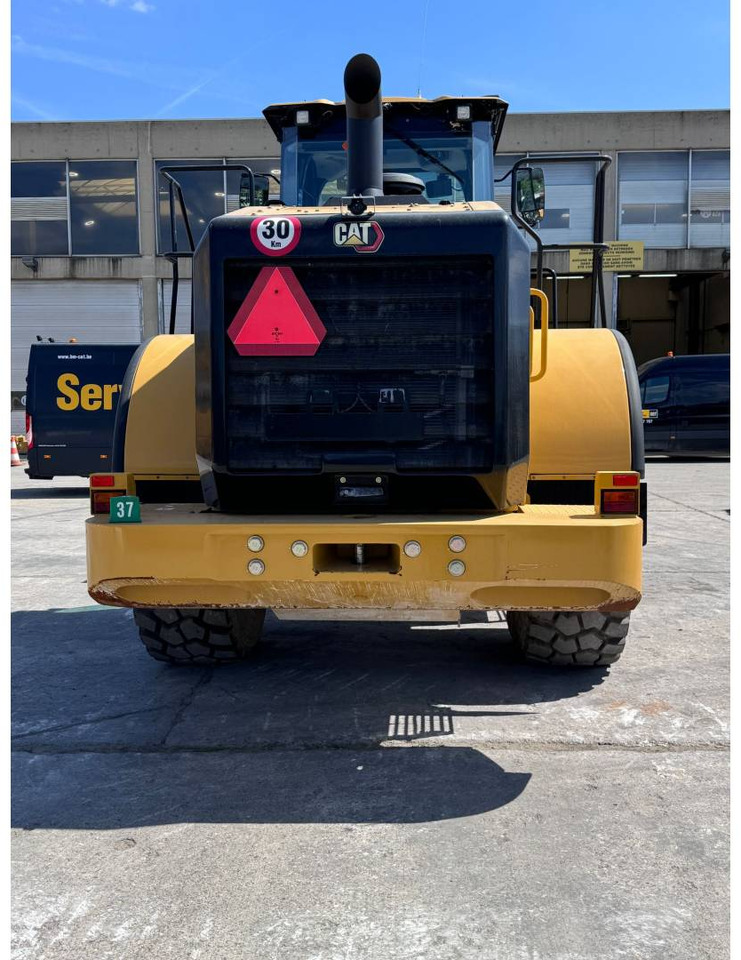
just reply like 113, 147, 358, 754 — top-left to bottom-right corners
10, 108, 730, 431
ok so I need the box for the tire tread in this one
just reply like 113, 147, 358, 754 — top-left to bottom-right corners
506, 609, 630, 667
133, 608, 265, 666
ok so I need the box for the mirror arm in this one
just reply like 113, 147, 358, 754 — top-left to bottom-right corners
509, 159, 545, 293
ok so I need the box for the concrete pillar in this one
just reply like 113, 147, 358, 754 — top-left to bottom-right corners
601, 151, 618, 328
136, 124, 160, 338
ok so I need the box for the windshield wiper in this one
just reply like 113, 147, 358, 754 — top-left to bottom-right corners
386, 128, 465, 187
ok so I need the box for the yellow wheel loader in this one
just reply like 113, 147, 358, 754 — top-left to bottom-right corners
86, 54, 645, 668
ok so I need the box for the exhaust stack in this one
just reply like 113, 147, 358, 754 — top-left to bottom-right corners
344, 53, 384, 197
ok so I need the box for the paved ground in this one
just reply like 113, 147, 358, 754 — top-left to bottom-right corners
12, 461, 729, 959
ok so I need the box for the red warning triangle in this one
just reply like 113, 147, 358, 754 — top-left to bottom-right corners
227, 266, 326, 357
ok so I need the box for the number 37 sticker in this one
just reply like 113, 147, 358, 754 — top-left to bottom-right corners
250, 216, 301, 256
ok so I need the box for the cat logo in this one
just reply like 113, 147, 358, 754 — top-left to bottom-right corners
333, 220, 385, 253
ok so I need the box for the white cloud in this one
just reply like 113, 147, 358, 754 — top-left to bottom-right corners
98, 0, 155, 10
12, 94, 57, 121
154, 57, 240, 116
11, 35, 257, 112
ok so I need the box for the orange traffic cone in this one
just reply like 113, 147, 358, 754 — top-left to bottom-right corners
11, 437, 22, 467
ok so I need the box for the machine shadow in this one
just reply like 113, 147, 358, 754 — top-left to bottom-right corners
11, 485, 89, 500
12, 609, 609, 829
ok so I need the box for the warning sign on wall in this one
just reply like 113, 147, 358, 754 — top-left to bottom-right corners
569, 241, 644, 272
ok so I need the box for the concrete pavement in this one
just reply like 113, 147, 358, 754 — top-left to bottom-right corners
11, 461, 729, 959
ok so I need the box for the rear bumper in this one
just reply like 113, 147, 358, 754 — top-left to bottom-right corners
86, 504, 642, 613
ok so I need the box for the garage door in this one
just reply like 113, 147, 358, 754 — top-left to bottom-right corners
11, 280, 142, 433
161, 279, 192, 335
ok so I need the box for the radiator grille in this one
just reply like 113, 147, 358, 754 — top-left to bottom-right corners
222, 256, 495, 473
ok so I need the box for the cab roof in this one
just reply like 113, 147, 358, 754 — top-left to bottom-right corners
263, 95, 509, 152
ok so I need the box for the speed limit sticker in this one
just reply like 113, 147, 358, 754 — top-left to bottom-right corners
250, 216, 301, 256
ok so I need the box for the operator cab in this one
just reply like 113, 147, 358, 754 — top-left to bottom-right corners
262, 96, 509, 206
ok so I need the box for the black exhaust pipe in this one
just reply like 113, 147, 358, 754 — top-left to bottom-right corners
344, 53, 384, 198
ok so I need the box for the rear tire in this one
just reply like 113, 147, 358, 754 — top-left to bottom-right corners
506, 610, 630, 667
134, 608, 265, 665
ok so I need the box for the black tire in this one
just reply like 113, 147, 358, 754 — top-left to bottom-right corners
134, 608, 266, 665
506, 610, 630, 667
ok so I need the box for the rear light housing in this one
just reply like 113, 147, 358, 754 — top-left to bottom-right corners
594, 470, 641, 516
92, 491, 117, 515
611, 473, 639, 487
89, 473, 131, 514
600, 489, 639, 515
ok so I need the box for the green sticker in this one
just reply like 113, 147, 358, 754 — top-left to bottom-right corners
109, 495, 141, 524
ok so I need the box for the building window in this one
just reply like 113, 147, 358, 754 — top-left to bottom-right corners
156, 158, 282, 252
690, 150, 730, 248
618, 151, 689, 248
541, 208, 571, 230
11, 161, 68, 255
156, 160, 225, 253
226, 159, 282, 211
69, 160, 139, 255
11, 159, 139, 256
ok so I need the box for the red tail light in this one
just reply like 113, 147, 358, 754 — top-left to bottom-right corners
25, 413, 33, 450
91, 474, 116, 488
92, 491, 116, 514
601, 490, 639, 515
612, 473, 639, 487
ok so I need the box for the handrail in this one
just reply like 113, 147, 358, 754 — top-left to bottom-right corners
158, 163, 257, 335
509, 153, 612, 328
529, 287, 549, 383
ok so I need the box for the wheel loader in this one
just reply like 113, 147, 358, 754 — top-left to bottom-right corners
85, 54, 645, 668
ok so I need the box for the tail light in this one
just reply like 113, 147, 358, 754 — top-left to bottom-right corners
601, 489, 639, 515
611, 473, 639, 487
92, 491, 117, 514
594, 470, 641, 516
25, 413, 33, 450
89, 473, 128, 514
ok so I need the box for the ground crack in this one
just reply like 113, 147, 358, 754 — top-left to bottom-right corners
651, 492, 730, 522
12, 706, 166, 740
160, 670, 213, 747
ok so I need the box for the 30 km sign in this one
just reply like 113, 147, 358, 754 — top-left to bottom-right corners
569, 241, 644, 272
250, 216, 302, 256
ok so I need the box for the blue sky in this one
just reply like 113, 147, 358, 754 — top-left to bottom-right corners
11, 0, 730, 122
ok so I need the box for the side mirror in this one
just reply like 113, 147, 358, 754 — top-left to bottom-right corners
239, 172, 269, 207
515, 166, 546, 226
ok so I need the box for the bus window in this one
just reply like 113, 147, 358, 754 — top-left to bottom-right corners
641, 375, 670, 405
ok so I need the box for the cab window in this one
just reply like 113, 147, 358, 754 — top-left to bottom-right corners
297, 134, 473, 206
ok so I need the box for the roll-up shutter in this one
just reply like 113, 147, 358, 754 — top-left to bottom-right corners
161, 279, 192, 334
618, 151, 688, 248
494, 155, 519, 214
11, 280, 141, 433
536, 160, 596, 245
690, 150, 730, 248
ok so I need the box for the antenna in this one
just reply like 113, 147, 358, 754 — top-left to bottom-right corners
416, 0, 430, 98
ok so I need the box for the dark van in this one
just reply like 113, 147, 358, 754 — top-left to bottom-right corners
638, 353, 730, 458
25, 343, 138, 479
